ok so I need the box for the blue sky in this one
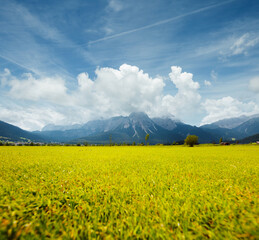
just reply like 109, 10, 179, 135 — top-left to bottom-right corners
0, 0, 259, 130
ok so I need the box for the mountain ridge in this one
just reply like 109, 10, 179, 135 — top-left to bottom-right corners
0, 120, 44, 142
1, 112, 259, 144
201, 114, 259, 129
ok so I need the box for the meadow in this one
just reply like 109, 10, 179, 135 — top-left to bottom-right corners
0, 145, 258, 239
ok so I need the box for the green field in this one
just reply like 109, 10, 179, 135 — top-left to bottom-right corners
0, 145, 258, 239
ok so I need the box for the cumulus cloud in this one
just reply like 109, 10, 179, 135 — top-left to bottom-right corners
1, 65, 259, 130
0, 68, 11, 86
77, 72, 94, 90
1, 64, 203, 129
249, 77, 259, 93
0, 104, 65, 131
201, 96, 259, 125
75, 64, 165, 117
160, 66, 201, 119
3, 71, 69, 104
204, 80, 211, 86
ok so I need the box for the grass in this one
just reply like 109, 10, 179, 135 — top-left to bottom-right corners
0, 145, 258, 239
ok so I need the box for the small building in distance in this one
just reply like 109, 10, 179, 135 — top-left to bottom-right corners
220, 142, 230, 145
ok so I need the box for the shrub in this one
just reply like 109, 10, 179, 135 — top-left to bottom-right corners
184, 135, 198, 147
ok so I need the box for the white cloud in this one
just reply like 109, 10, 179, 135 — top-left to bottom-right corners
75, 64, 165, 117
103, 27, 114, 35
201, 96, 259, 125
196, 31, 259, 62
169, 66, 200, 91
0, 104, 65, 131
211, 70, 217, 81
108, 0, 123, 12
0, 68, 11, 86
77, 72, 94, 90
230, 33, 259, 56
249, 77, 259, 93
1, 64, 203, 129
204, 80, 211, 86
4, 71, 69, 104
216, 33, 259, 60
1, 64, 259, 130
160, 66, 201, 119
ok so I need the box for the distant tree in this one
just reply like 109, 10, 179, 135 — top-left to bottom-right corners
219, 137, 223, 144
145, 134, 150, 145
76, 143, 81, 146
132, 141, 136, 146
84, 141, 88, 146
184, 135, 198, 147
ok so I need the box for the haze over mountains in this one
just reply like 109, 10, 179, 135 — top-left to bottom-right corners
1, 112, 259, 144
201, 114, 259, 129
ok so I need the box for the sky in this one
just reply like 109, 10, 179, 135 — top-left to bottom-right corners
0, 0, 259, 131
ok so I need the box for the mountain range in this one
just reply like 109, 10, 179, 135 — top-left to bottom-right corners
0, 120, 44, 142
1, 112, 259, 144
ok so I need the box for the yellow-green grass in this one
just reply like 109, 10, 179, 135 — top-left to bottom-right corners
0, 145, 258, 239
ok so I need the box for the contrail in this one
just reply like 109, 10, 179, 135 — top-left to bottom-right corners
87, 0, 235, 45
0, 54, 75, 79
0, 54, 38, 74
